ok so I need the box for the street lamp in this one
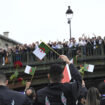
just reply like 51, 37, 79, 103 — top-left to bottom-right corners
66, 6, 73, 40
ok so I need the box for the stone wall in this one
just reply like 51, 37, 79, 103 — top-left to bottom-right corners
0, 38, 17, 50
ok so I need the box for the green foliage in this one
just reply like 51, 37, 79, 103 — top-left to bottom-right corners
10, 70, 19, 80
22, 80, 26, 85
79, 66, 85, 79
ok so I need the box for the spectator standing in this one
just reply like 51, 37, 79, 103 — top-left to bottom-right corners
98, 81, 105, 105
0, 71, 32, 105
86, 38, 93, 56
36, 55, 82, 105
86, 87, 100, 105
82, 39, 87, 55
63, 41, 68, 55
56, 41, 63, 55
92, 37, 98, 55
25, 87, 36, 105
52, 42, 58, 59
104, 37, 105, 54
97, 36, 104, 55
0, 48, 3, 64
68, 39, 73, 58
72, 39, 78, 57
78, 38, 87, 55
77, 80, 87, 105
1, 49, 6, 65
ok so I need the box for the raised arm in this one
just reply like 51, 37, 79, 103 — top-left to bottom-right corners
60, 55, 82, 99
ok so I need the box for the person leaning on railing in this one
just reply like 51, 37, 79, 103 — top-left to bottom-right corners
104, 37, 105, 54
1, 49, 6, 66
86, 38, 93, 56
1, 36, 105, 65
96, 36, 104, 55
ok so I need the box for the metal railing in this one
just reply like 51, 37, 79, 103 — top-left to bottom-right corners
0, 44, 105, 66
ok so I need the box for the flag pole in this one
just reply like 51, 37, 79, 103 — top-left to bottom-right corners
41, 41, 60, 56
30, 74, 34, 83
30, 67, 36, 82
76, 55, 78, 64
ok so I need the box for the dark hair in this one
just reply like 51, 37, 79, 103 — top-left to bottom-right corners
79, 87, 87, 100
49, 64, 64, 82
78, 93, 85, 101
0, 71, 7, 83
98, 82, 105, 94
25, 87, 36, 100
86, 87, 100, 105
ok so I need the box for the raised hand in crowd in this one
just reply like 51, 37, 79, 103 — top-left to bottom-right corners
25, 81, 31, 91
59, 55, 71, 64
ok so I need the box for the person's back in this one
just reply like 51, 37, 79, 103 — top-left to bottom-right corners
0, 85, 32, 105
0, 72, 32, 105
100, 95, 105, 105
77, 80, 87, 105
36, 55, 82, 105
98, 81, 105, 105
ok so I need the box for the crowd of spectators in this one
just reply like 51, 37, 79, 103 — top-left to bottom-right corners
0, 35, 105, 65
0, 55, 105, 105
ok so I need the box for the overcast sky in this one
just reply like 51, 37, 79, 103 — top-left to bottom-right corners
0, 0, 105, 44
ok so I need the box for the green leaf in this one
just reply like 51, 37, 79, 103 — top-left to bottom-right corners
22, 80, 26, 85
79, 68, 85, 78
14, 70, 19, 77
10, 70, 19, 81
10, 74, 15, 80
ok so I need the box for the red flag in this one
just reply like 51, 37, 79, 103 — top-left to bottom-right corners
61, 64, 71, 83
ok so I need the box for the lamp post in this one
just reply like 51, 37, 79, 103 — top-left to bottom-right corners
66, 6, 73, 40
